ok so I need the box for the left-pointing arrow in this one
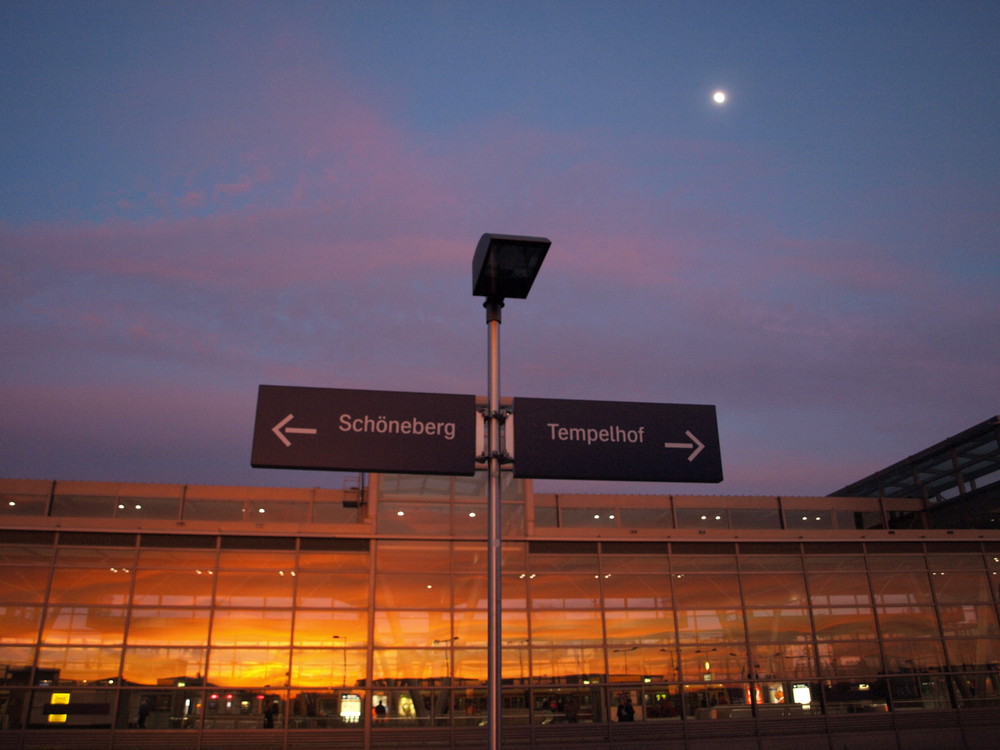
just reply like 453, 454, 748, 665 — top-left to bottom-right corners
272, 414, 318, 447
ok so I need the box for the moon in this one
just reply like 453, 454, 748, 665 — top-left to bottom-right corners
712, 90, 727, 104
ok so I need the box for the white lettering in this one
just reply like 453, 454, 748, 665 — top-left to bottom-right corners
546, 422, 645, 445
339, 414, 457, 440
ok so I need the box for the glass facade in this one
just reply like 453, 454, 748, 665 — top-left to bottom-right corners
2, 473, 1000, 746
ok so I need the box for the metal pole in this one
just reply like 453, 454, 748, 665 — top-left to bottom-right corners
485, 298, 503, 750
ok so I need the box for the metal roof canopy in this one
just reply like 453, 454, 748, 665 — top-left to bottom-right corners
830, 416, 1000, 503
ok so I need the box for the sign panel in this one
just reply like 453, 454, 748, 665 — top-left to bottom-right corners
512, 397, 722, 483
252, 385, 477, 476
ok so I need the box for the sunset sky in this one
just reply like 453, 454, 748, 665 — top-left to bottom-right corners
2, 1, 997, 497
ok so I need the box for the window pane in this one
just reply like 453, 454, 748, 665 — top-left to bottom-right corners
529, 554, 598, 573
373, 610, 452, 647
807, 572, 871, 606
944, 637, 1000, 666
675, 609, 746, 643
48, 568, 131, 605
745, 609, 812, 642
137, 549, 217, 568
374, 573, 451, 609
741, 573, 807, 607
217, 551, 296, 570
602, 574, 670, 608
0, 567, 51, 603
882, 639, 945, 672
867, 555, 925, 571
605, 609, 675, 645
529, 575, 600, 608
210, 609, 292, 646
0, 605, 42, 643
293, 610, 368, 647
37, 646, 121, 683
812, 607, 877, 641
939, 604, 1000, 637
296, 572, 369, 608
927, 554, 985, 571
876, 606, 940, 639
870, 572, 932, 604
672, 574, 741, 608
454, 573, 487, 609
529, 647, 604, 681
182, 500, 244, 521
207, 647, 290, 687
291, 648, 365, 688
214, 571, 293, 607
0, 544, 56, 565
132, 569, 215, 606
371, 648, 442, 682
679, 646, 746, 681
122, 646, 206, 684
297, 550, 370, 572
41, 606, 126, 645
803, 555, 866, 571
530, 610, 603, 646
56, 548, 136, 567
816, 641, 883, 677
931, 571, 992, 602
453, 610, 487, 647
127, 608, 210, 646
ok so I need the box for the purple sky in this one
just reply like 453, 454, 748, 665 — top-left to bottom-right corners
2, 2, 998, 498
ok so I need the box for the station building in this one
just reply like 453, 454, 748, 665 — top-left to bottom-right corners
1, 416, 998, 750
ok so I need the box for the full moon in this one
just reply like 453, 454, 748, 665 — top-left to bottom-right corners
713, 90, 727, 104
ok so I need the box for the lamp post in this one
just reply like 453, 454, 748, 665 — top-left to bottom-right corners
473, 233, 550, 750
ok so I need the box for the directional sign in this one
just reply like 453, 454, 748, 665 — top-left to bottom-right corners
251, 385, 477, 476
512, 397, 722, 483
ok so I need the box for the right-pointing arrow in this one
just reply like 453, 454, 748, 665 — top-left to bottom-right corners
664, 430, 705, 462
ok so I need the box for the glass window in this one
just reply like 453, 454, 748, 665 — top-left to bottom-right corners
867, 554, 925, 571
560, 507, 621, 528
122, 646, 206, 684
249, 500, 309, 523
374, 573, 452, 609
371, 648, 444, 683
0, 605, 42, 643
530, 610, 604, 646
931, 571, 992, 602
502, 574, 528, 609
296, 572, 370, 608
944, 637, 1000, 667
528, 553, 598, 573
0, 544, 56, 565
376, 541, 451, 572
671, 556, 736, 573
745, 609, 813, 643
602, 574, 671, 608
741, 573, 807, 607
812, 607, 877, 641
48, 568, 132, 605
217, 550, 296, 570
1, 495, 49, 516
290, 648, 365, 688
378, 503, 452, 535
207, 647, 290, 687
807, 572, 871, 606
210, 608, 292, 646
127, 608, 210, 646
675, 609, 746, 643
453, 610, 487, 647
452, 648, 486, 682
137, 549, 217, 569
529, 575, 601, 609
297, 550, 369, 572
882, 640, 946, 673
876, 606, 940, 639
939, 604, 1000, 637
55, 548, 136, 567
619, 507, 674, 529
738, 555, 802, 572
293, 610, 368, 648
373, 610, 452, 647
816, 641, 883, 677
529, 647, 604, 682
926, 554, 986, 571
869, 571, 932, 605
41, 606, 126, 645
605, 609, 675, 644
803, 555, 866, 571
600, 554, 670, 575
51, 495, 118, 517
37, 646, 122, 683
672, 574, 741, 608
453, 573, 487, 610
0, 567, 51, 603
114, 497, 180, 520
132, 569, 216, 606
213, 571, 294, 607
728, 509, 781, 529
679, 646, 746, 681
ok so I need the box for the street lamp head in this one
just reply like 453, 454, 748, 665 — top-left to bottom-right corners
472, 233, 551, 301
